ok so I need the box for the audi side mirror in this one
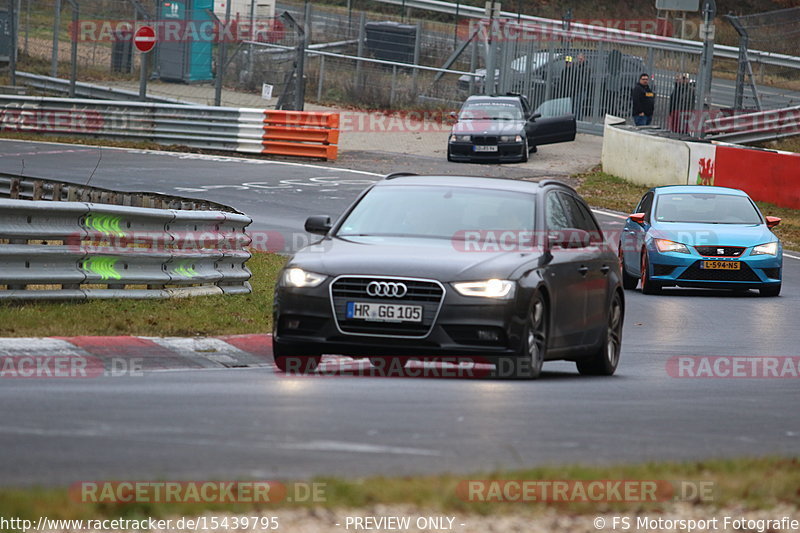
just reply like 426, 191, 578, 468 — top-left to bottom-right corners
548, 228, 591, 249
305, 215, 332, 235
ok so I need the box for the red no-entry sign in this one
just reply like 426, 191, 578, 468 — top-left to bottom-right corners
133, 26, 156, 53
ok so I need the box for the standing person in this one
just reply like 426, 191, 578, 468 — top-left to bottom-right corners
631, 73, 655, 126
668, 73, 696, 133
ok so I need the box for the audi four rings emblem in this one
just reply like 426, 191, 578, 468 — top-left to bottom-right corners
366, 281, 408, 298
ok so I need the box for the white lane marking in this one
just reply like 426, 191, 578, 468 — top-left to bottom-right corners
0, 138, 381, 176
784, 252, 800, 260
0, 338, 87, 357
280, 440, 442, 456
591, 208, 628, 220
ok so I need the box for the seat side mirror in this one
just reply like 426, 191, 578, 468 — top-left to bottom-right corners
765, 216, 781, 229
629, 212, 646, 224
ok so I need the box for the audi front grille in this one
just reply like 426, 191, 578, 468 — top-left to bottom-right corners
330, 276, 445, 338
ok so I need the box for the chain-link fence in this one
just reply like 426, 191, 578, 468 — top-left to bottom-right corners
8, 0, 800, 137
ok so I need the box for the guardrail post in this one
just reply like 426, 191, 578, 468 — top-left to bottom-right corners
52, 182, 62, 201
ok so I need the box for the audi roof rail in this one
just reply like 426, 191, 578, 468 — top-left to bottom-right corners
538, 179, 578, 194
383, 172, 418, 180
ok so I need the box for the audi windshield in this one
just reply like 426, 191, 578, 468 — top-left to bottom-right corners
336, 185, 536, 239
654, 193, 763, 224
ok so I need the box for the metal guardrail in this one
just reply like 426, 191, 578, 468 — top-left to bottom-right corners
0, 95, 340, 160
15, 72, 196, 106
0, 173, 235, 212
0, 198, 252, 300
704, 105, 800, 143
374, 0, 800, 69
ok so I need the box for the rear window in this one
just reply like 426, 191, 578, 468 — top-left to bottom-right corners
654, 193, 762, 224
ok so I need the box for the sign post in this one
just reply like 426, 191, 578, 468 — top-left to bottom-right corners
134, 25, 156, 102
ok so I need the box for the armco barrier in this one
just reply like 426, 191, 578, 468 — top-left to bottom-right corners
0, 96, 340, 161
602, 118, 800, 210
0, 198, 253, 300
601, 116, 690, 187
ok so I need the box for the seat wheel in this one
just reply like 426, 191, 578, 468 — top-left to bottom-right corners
619, 246, 638, 290
640, 251, 661, 295
759, 284, 781, 297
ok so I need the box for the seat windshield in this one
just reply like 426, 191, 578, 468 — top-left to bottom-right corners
654, 193, 762, 224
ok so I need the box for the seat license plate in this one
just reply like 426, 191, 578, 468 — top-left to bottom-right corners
346, 302, 423, 323
701, 261, 741, 270
474, 145, 498, 152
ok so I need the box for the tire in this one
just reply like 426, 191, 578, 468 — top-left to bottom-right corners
618, 245, 638, 290
759, 284, 781, 297
273, 340, 321, 374
520, 139, 529, 163
494, 292, 547, 380
447, 147, 454, 162
577, 291, 623, 376
640, 251, 661, 295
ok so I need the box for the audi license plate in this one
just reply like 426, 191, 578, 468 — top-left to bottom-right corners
346, 302, 422, 323
473, 145, 498, 152
701, 261, 741, 270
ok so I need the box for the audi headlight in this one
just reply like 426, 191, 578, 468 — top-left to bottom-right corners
655, 239, 690, 254
752, 242, 779, 256
452, 279, 515, 299
450, 134, 471, 142
281, 267, 327, 288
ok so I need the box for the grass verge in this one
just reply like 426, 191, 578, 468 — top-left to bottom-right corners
0, 252, 285, 337
0, 457, 796, 520
575, 167, 800, 251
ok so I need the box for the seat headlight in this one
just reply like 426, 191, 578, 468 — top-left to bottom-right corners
452, 279, 516, 299
450, 134, 471, 142
281, 267, 327, 288
752, 242, 779, 256
655, 239, 690, 254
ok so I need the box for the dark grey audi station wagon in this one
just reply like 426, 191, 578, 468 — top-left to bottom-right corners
273, 174, 624, 379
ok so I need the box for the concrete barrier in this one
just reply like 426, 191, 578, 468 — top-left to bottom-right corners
601, 118, 690, 187
602, 119, 800, 209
